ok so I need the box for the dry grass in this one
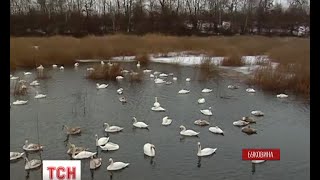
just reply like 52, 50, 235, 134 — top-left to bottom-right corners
135, 54, 150, 66
198, 57, 219, 81
87, 63, 122, 81
221, 49, 244, 66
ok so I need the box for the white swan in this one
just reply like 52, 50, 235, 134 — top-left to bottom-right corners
178, 89, 190, 94
59, 66, 64, 70
151, 106, 166, 112
277, 93, 288, 98
228, 85, 239, 89
154, 78, 166, 84
67, 143, 88, 155
198, 98, 205, 104
159, 73, 168, 77
143, 143, 156, 157
153, 71, 161, 75
107, 158, 129, 171
143, 69, 152, 73
154, 97, 160, 107
24, 157, 42, 170
95, 134, 109, 146
10, 152, 25, 161
194, 120, 210, 126
34, 91, 46, 99
108, 61, 113, 67
132, 117, 148, 128
121, 69, 129, 73
165, 81, 172, 85
169, 73, 174, 76
116, 76, 124, 80
233, 120, 250, 127
104, 123, 124, 133
186, 78, 191, 82
252, 160, 266, 164
137, 61, 141, 68
24, 72, 32, 75
101, 61, 105, 65
30, 80, 40, 86
180, 125, 199, 136
197, 142, 217, 157
71, 144, 96, 159
251, 110, 264, 116
202, 88, 213, 93
10, 76, 19, 80
150, 74, 155, 78
74, 63, 79, 67
52, 64, 58, 68
23, 140, 44, 152
96, 83, 108, 89
117, 88, 123, 94
119, 96, 127, 103
100, 142, 119, 151
200, 107, 212, 116
162, 116, 172, 126
209, 126, 224, 135
36, 65, 44, 70
90, 156, 102, 170
246, 88, 256, 93
173, 77, 177, 81
87, 67, 95, 71
12, 100, 28, 105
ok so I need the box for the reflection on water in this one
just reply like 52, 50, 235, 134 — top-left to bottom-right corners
10, 63, 310, 180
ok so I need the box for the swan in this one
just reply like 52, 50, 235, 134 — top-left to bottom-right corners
198, 98, 205, 104
241, 126, 257, 135
24, 157, 42, 170
202, 88, 213, 93
162, 116, 172, 126
143, 143, 156, 157
252, 160, 266, 164
90, 156, 102, 170
104, 123, 124, 133
74, 63, 79, 67
116, 76, 124, 80
121, 69, 129, 73
178, 89, 190, 94
159, 73, 168, 77
209, 126, 224, 135
119, 96, 127, 103
62, 125, 81, 135
180, 125, 199, 136
19, 79, 27, 83
246, 88, 256, 93
228, 85, 239, 89
169, 73, 174, 76
194, 120, 210, 126
165, 81, 172, 85
132, 117, 149, 128
117, 88, 123, 94
153, 71, 161, 75
67, 143, 88, 155
107, 158, 129, 171
52, 64, 58, 68
108, 61, 113, 67
154, 78, 166, 84
22, 140, 44, 152
95, 134, 109, 146
143, 69, 152, 73
150, 74, 155, 78
30, 80, 40, 86
36, 65, 44, 70
186, 78, 191, 82
10, 76, 19, 80
12, 100, 28, 105
59, 66, 64, 70
10, 152, 25, 161
173, 77, 177, 81
151, 106, 166, 112
277, 93, 288, 98
242, 116, 256, 123
154, 97, 160, 107
24, 72, 32, 75
87, 67, 95, 71
34, 91, 46, 99
233, 120, 250, 127
96, 83, 108, 89
200, 107, 212, 116
71, 144, 96, 159
197, 142, 217, 157
100, 142, 119, 151
251, 110, 264, 116
137, 61, 141, 68
101, 61, 105, 65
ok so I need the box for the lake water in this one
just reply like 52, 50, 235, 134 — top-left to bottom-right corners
10, 63, 310, 180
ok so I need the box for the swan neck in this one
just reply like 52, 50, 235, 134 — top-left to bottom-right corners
198, 144, 201, 154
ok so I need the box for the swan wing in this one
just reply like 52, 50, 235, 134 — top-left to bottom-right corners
107, 162, 129, 171
201, 148, 217, 156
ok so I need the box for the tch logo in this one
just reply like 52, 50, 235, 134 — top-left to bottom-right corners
43, 160, 81, 180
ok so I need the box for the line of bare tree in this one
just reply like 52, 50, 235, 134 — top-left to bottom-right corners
10, 0, 309, 37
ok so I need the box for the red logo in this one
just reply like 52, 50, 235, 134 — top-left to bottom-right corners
242, 149, 280, 160
43, 160, 81, 180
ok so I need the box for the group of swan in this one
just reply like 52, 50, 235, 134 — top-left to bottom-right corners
233, 115, 259, 135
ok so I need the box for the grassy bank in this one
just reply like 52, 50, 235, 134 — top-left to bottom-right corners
10, 34, 309, 96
